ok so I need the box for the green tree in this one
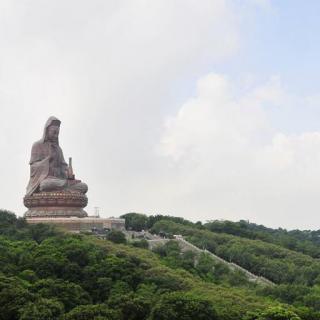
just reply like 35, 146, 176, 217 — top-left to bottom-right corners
31, 278, 91, 312
244, 306, 301, 320
106, 230, 126, 244
0, 275, 34, 320
18, 270, 38, 283
107, 292, 151, 320
64, 304, 119, 320
19, 298, 64, 320
121, 213, 148, 231
132, 239, 149, 249
228, 270, 249, 286
149, 292, 218, 320
27, 223, 60, 244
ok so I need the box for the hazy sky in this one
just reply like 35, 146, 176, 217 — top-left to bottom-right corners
1, 0, 320, 230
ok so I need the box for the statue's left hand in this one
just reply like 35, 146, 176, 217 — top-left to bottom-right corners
65, 168, 70, 179
66, 167, 74, 180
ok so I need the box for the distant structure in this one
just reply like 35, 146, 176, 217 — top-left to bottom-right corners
93, 207, 100, 217
23, 116, 125, 232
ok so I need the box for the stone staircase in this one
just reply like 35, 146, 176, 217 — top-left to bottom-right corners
147, 237, 275, 286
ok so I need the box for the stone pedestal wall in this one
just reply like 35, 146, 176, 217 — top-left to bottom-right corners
24, 192, 88, 218
26, 216, 125, 232
23, 191, 125, 233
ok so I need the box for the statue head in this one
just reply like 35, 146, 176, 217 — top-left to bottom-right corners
47, 124, 60, 142
43, 117, 61, 143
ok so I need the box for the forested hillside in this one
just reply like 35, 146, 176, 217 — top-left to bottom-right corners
1, 209, 319, 320
150, 220, 320, 285
204, 220, 320, 258
121, 213, 320, 259
122, 213, 320, 317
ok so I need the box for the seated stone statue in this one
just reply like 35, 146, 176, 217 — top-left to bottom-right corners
26, 116, 88, 196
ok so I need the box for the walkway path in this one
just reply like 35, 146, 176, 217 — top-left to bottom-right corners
148, 236, 275, 286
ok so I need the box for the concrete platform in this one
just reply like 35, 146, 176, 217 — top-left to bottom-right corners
26, 216, 125, 232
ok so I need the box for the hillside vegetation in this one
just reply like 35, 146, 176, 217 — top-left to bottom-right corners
0, 209, 319, 320
204, 220, 320, 258
150, 220, 320, 285
123, 213, 320, 316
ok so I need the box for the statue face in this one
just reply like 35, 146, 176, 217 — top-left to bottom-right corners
47, 125, 60, 142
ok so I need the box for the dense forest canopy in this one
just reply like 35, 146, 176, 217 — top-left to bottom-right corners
1, 209, 320, 319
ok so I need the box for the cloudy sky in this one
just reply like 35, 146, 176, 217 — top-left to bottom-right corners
1, 0, 320, 229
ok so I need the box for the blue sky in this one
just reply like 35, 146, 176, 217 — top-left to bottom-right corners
172, 1, 320, 134
235, 1, 320, 87
226, 1, 320, 133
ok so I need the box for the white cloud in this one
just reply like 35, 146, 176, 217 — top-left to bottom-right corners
0, 0, 241, 217
158, 73, 320, 229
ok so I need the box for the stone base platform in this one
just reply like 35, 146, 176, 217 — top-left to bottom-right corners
26, 216, 125, 232
24, 192, 88, 218
24, 191, 125, 233
24, 207, 88, 218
